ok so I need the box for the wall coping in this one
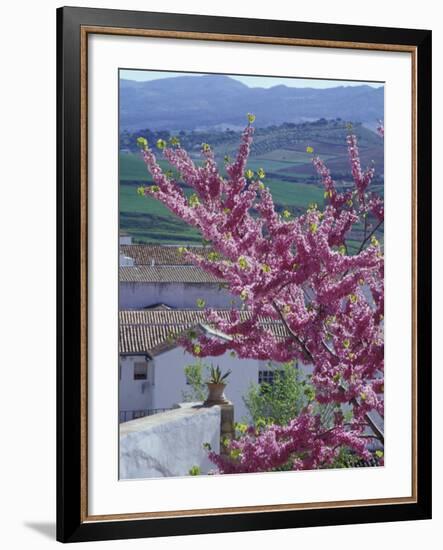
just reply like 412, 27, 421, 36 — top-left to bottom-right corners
119, 402, 219, 434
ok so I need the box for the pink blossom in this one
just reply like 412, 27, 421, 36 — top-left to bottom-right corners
138, 118, 384, 472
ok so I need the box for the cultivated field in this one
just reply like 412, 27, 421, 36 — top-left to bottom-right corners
119, 121, 384, 246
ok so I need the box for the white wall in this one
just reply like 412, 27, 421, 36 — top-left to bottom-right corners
120, 350, 308, 424
119, 235, 133, 245
119, 254, 135, 266
2, 1, 440, 550
150, 347, 264, 422
120, 281, 236, 309
120, 404, 221, 478
119, 356, 154, 420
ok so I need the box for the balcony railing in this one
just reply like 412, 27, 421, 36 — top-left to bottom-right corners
119, 408, 172, 423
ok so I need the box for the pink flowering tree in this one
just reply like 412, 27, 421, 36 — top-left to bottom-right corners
136, 115, 384, 473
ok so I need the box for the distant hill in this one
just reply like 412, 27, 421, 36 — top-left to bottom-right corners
120, 74, 384, 131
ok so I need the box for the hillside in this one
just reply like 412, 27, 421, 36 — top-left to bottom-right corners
119, 120, 384, 245
120, 74, 384, 131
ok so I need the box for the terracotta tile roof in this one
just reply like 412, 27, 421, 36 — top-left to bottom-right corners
119, 322, 192, 355
119, 265, 224, 284
119, 309, 288, 356
120, 244, 217, 266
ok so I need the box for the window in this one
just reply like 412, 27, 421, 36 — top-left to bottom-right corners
258, 369, 285, 385
134, 362, 148, 380
258, 370, 275, 385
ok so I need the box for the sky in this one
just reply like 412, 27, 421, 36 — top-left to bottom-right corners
120, 69, 384, 89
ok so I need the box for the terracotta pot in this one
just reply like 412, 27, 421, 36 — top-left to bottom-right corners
204, 382, 228, 405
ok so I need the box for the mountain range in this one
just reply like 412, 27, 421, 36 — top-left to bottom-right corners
120, 74, 384, 131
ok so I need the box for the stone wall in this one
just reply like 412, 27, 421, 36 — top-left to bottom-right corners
119, 403, 223, 479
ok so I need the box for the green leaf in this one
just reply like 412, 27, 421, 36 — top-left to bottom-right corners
240, 289, 248, 301
136, 136, 148, 149
238, 256, 249, 270
309, 222, 318, 234
193, 344, 201, 355
235, 423, 248, 434
220, 369, 232, 382
230, 448, 241, 459
188, 194, 200, 208
257, 167, 266, 179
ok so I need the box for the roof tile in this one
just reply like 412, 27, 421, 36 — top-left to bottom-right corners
119, 309, 288, 355
119, 265, 224, 284
120, 244, 217, 266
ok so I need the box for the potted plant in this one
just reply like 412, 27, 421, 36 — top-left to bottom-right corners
204, 365, 231, 405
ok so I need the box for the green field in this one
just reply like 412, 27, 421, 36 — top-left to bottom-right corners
120, 179, 201, 243
254, 150, 334, 164
119, 152, 329, 243
119, 121, 384, 244
119, 154, 177, 182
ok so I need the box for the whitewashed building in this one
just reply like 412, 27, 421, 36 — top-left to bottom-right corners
119, 232, 133, 246
119, 245, 237, 310
119, 309, 290, 423
119, 265, 236, 310
118, 246, 290, 425
117, 245, 383, 450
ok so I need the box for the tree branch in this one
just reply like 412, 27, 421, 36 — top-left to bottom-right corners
272, 300, 313, 362
356, 219, 384, 255
349, 394, 384, 444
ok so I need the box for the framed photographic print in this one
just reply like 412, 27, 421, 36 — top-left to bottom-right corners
57, 6, 432, 543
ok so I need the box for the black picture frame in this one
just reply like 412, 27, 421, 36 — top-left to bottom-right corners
57, 6, 432, 543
